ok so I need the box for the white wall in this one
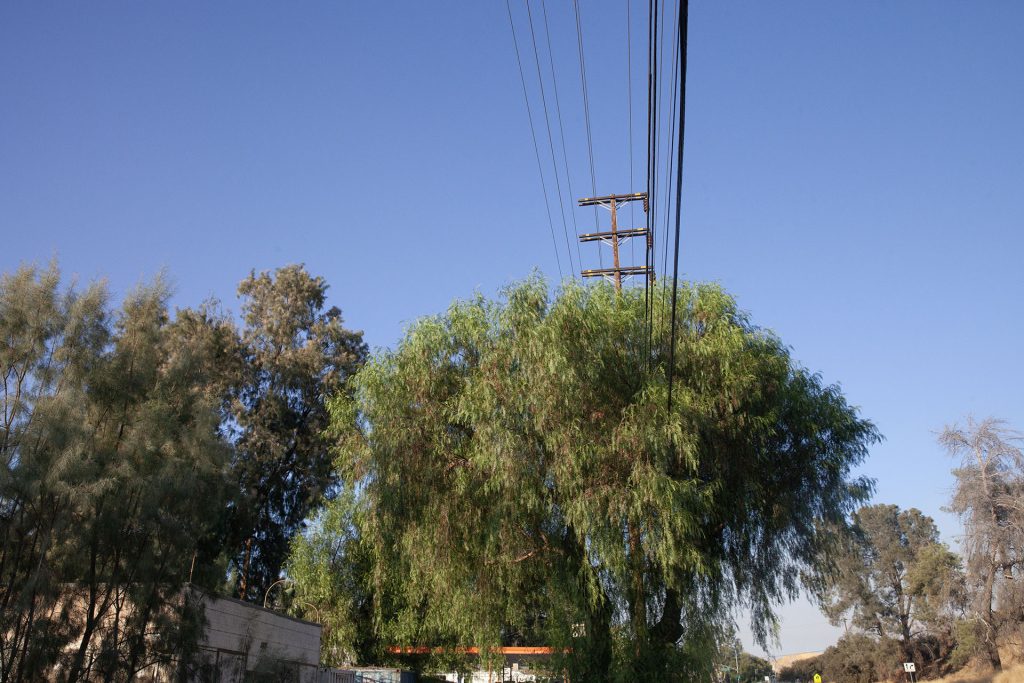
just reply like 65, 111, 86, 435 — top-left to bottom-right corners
197, 591, 321, 669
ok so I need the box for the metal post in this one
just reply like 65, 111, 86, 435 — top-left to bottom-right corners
264, 578, 291, 608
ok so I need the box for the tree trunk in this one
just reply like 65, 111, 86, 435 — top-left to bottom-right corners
986, 638, 1002, 671
238, 536, 253, 600
982, 566, 1002, 671
565, 526, 612, 681
653, 588, 684, 646
66, 592, 98, 683
899, 610, 913, 665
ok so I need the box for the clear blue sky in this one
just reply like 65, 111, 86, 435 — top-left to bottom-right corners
3, 0, 1022, 660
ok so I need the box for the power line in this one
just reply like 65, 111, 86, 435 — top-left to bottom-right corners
656, 0, 674, 304
539, 0, 584, 274
627, 0, 636, 265
659, 4, 681, 332
505, 0, 564, 280
659, 75, 679, 337
524, 0, 576, 278
572, 0, 602, 268
645, 0, 659, 367
665, 0, 689, 419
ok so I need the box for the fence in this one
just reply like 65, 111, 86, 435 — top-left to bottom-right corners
316, 669, 357, 683
174, 647, 410, 683
320, 668, 413, 683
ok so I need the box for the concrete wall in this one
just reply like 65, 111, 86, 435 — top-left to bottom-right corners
189, 588, 321, 680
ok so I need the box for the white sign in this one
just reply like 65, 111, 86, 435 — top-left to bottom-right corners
904, 663, 916, 673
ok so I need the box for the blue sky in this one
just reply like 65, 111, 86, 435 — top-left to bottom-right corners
3, 1, 1022, 660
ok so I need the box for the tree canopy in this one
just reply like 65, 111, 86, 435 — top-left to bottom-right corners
224, 265, 368, 601
714, 631, 773, 683
821, 504, 965, 673
309, 277, 878, 680
940, 418, 1024, 670
0, 264, 230, 681
0, 261, 367, 679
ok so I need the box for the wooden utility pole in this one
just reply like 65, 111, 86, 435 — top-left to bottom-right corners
577, 192, 651, 291
609, 196, 622, 289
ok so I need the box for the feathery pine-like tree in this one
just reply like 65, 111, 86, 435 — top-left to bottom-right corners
227, 265, 367, 602
0, 264, 230, 681
822, 504, 965, 672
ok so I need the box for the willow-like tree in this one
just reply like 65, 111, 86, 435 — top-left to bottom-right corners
321, 278, 877, 680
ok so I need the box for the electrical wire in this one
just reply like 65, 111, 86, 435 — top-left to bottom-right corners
645, 0, 659, 367
665, 0, 689, 419
506, 0, 564, 280
659, 5, 681, 331
539, 0, 584, 275
657, 0, 674, 300
572, 0, 602, 268
524, 0, 576, 278
627, 0, 636, 265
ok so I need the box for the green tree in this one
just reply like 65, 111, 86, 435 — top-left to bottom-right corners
715, 635, 773, 683
822, 504, 965, 666
816, 632, 903, 683
226, 265, 367, 602
777, 654, 823, 683
0, 264, 230, 681
286, 490, 375, 666
940, 418, 1024, 671
320, 278, 877, 680
735, 652, 774, 683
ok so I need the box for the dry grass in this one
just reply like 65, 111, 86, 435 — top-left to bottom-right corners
924, 664, 1024, 683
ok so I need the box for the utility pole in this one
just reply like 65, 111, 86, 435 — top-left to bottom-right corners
577, 192, 652, 291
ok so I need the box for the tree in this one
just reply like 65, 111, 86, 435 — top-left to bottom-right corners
0, 264, 230, 681
822, 504, 965, 667
819, 632, 903, 683
735, 652, 774, 683
321, 278, 878, 680
714, 634, 773, 683
940, 418, 1024, 670
285, 489, 375, 666
226, 265, 367, 601
777, 654, 823, 683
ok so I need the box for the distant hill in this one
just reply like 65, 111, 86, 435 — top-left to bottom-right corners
772, 651, 823, 673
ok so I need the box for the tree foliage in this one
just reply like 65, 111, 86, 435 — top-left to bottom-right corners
776, 633, 903, 683
822, 503, 965, 667
940, 417, 1024, 670
315, 278, 878, 680
734, 652, 774, 683
715, 635, 773, 683
0, 264, 229, 681
285, 490, 375, 666
225, 265, 367, 601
